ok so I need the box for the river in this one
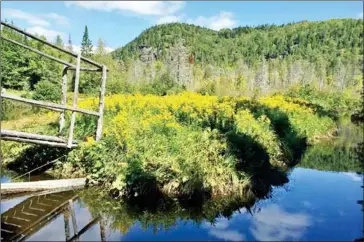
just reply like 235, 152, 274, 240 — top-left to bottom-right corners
1, 118, 363, 241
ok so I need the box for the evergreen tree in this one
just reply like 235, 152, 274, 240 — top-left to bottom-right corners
81, 25, 93, 57
55, 35, 63, 47
67, 33, 73, 52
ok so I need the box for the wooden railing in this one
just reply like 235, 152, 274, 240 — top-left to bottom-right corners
0, 21, 107, 148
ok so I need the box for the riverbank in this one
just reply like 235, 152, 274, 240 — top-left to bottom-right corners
55, 92, 341, 198
2, 88, 360, 200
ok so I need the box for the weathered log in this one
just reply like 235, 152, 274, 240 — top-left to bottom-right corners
1, 136, 77, 148
68, 66, 103, 72
60, 66, 68, 133
69, 199, 79, 240
1, 186, 82, 201
96, 65, 107, 141
1, 93, 99, 116
68, 217, 100, 242
64, 206, 71, 241
0, 178, 86, 195
1, 129, 72, 143
68, 54, 81, 148
1, 21, 103, 68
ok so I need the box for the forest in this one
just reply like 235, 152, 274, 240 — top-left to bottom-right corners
1, 18, 362, 99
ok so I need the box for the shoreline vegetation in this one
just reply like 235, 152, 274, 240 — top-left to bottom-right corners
2, 85, 361, 201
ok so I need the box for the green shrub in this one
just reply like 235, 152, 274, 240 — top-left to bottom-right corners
33, 80, 61, 102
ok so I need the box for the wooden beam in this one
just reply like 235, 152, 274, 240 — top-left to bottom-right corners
68, 199, 79, 241
0, 179, 86, 195
1, 93, 99, 116
1, 21, 103, 68
100, 219, 106, 242
1, 136, 77, 148
1, 36, 76, 68
64, 207, 71, 241
68, 217, 100, 242
1, 129, 73, 143
60, 66, 68, 133
68, 67, 103, 72
68, 54, 81, 148
96, 65, 107, 141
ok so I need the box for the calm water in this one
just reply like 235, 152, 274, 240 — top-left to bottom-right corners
1, 119, 363, 241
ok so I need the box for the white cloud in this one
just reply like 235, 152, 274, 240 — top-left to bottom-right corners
27, 26, 66, 41
187, 11, 237, 30
249, 204, 311, 241
209, 229, 246, 241
203, 217, 246, 242
358, 12, 363, 19
3, 8, 50, 26
71, 45, 115, 54
44, 13, 69, 25
2, 8, 69, 26
343, 172, 362, 182
156, 15, 181, 24
65, 1, 185, 16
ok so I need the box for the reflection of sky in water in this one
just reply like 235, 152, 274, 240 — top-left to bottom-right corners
2, 168, 362, 241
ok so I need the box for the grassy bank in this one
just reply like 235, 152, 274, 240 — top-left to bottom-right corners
53, 91, 338, 199
2, 86, 357, 199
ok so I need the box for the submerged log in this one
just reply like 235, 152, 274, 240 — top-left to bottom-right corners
1, 178, 86, 195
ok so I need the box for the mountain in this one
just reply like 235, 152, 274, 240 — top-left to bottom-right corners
112, 19, 363, 66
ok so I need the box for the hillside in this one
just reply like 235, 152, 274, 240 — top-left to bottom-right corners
112, 19, 363, 66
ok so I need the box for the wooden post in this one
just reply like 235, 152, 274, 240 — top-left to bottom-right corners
68, 199, 79, 241
64, 207, 71, 241
96, 65, 107, 141
100, 219, 106, 241
60, 66, 68, 134
67, 54, 81, 148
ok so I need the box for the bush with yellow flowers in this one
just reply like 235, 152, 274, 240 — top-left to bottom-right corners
61, 91, 338, 198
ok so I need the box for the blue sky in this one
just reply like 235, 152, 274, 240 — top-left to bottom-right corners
1, 1, 362, 52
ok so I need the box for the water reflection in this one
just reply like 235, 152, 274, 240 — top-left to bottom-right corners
249, 204, 311, 241
203, 218, 246, 241
1, 117, 362, 241
1, 167, 362, 241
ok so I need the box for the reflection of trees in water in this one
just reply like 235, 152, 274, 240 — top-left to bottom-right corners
79, 166, 291, 236
351, 105, 364, 241
298, 117, 363, 173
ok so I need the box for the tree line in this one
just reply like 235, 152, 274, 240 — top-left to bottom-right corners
1, 18, 362, 100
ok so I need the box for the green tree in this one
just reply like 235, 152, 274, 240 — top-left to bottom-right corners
55, 35, 63, 47
81, 26, 93, 57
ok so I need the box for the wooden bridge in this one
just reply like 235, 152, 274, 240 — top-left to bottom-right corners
1, 190, 105, 241
0, 21, 107, 148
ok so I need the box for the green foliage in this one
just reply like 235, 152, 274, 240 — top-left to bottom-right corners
139, 73, 186, 95
33, 80, 61, 102
1, 99, 34, 121
57, 92, 338, 199
286, 84, 361, 115
113, 19, 362, 69
81, 25, 93, 57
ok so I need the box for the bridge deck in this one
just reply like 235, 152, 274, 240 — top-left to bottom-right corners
1, 190, 78, 241
1, 178, 86, 195
0, 129, 77, 148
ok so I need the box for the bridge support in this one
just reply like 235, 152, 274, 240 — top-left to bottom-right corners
0, 21, 108, 148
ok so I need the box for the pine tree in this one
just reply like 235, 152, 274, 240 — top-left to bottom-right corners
67, 33, 73, 52
81, 26, 93, 57
55, 35, 63, 47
